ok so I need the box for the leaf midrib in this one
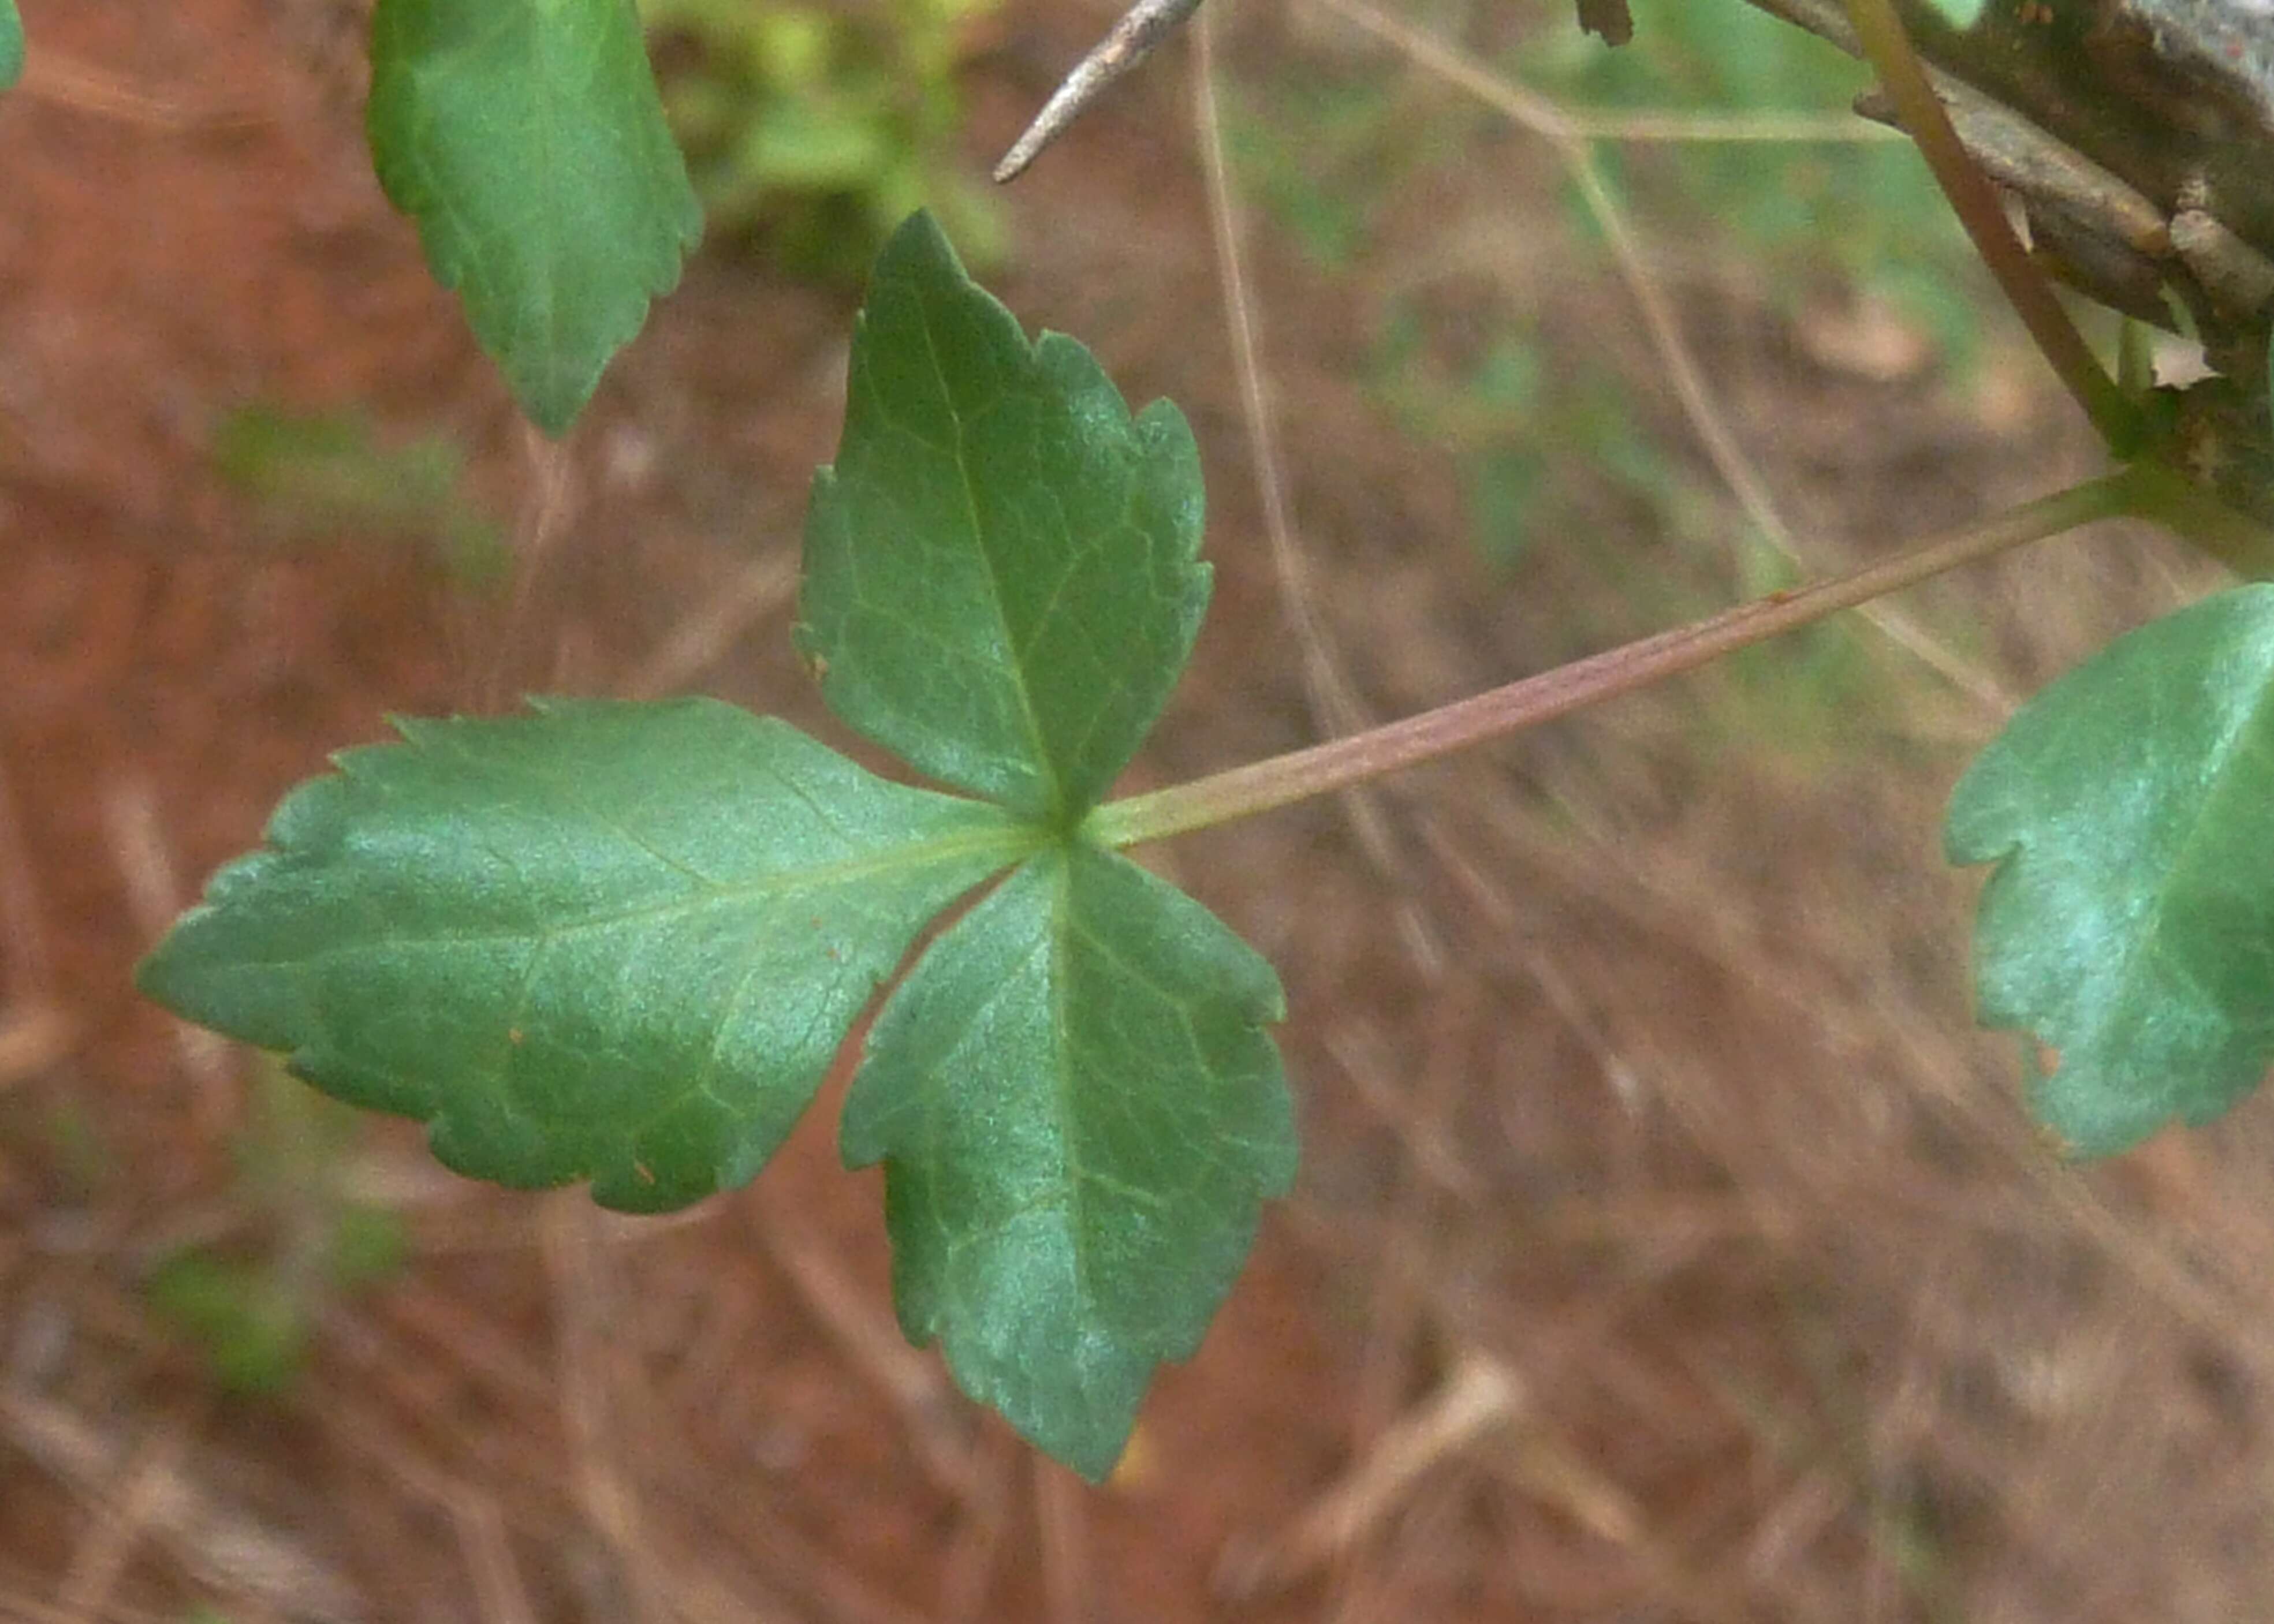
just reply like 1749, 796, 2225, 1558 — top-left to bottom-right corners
217, 821, 1032, 970
909, 277, 1064, 822
2112, 669, 2274, 1037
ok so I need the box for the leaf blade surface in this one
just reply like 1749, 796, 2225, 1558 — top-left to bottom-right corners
801, 212, 1210, 825
1, 0, 22, 92
366, 0, 701, 432
1947, 584, 2274, 1152
139, 699, 1026, 1211
842, 841, 1295, 1478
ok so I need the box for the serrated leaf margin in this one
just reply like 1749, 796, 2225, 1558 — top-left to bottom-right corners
138, 699, 1029, 1212
1946, 584, 2274, 1152
800, 211, 1211, 826
842, 839, 1295, 1478
366, 0, 702, 433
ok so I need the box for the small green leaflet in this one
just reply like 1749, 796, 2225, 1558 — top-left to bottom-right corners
139, 212, 1296, 1479
806, 212, 1291, 1477
801, 212, 1211, 828
843, 843, 1295, 1480
1947, 585, 2274, 1154
1918, 0, 1986, 27
1, 0, 21, 92
366, 0, 702, 434
140, 700, 1028, 1211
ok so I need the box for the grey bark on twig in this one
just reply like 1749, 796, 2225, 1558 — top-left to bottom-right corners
993, 0, 2274, 520
1743, 0, 2274, 522
1749, 0, 2273, 358
993, 0, 1205, 181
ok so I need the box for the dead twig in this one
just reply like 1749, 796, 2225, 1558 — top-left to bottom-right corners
746, 1197, 980, 1500
1034, 1455, 1098, 1624
54, 1405, 204, 1624
0, 1386, 365, 1621
937, 1430, 1020, 1624
539, 1194, 670, 1624
18, 54, 263, 132
104, 776, 234, 1138
1218, 1352, 1523, 1599
994, 0, 1205, 181
1192, 5, 1448, 980
623, 552, 800, 700
0, 1005, 74, 1091
1305, 0, 2012, 713
0, 749, 55, 1013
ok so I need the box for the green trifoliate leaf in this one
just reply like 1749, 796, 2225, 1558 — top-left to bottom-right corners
367, 0, 702, 434
801, 212, 1210, 828
1, 0, 22, 93
1947, 585, 2274, 1153
139, 699, 1027, 1211
842, 842, 1295, 1479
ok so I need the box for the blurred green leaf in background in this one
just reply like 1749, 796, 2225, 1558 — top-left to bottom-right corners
211, 405, 508, 585
146, 1062, 407, 1395
1523, 0, 1979, 365
642, 0, 1006, 277
367, 0, 703, 431
1, 0, 24, 94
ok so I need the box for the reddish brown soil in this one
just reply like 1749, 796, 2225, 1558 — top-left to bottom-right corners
8, 1, 2274, 1621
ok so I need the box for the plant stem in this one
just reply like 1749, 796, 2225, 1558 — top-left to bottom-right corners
1088, 469, 2150, 850
1840, 0, 2141, 453
2123, 456, 2274, 579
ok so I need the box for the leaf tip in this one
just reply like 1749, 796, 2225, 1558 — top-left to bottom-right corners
875, 208, 963, 286
131, 931, 191, 1016
364, 0, 704, 436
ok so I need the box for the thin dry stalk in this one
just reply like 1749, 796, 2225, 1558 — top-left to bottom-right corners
484, 431, 580, 708
622, 551, 800, 700
1906, 1069, 2274, 1387
0, 1584, 180, 1624
1221, 1350, 1523, 1598
0, 750, 54, 1006
539, 1193, 670, 1624
1415, 822, 1643, 1110
1033, 1456, 1097, 1624
102, 776, 234, 1138
1740, 1468, 1849, 1585
746, 1196, 979, 1500
0, 1004, 74, 1090
1347, 988, 1477, 1453
1568, 108, 1906, 143
54, 1406, 202, 1624
299, 1370, 576, 1550
937, 1431, 1020, 1624
1300, 0, 2011, 713
293, 1379, 550, 1624
446, 1489, 540, 1624
649, 1466, 911, 1624
1191, 7, 1447, 979
1489, 1431, 1643, 1550
0, 1387, 364, 1621
374, 1285, 554, 1410
316, 1296, 577, 1527
1324, 1022, 1486, 1203
1330, 997, 1485, 1618
17, 53, 263, 130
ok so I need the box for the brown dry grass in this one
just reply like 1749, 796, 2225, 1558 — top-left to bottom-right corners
4, 0, 2272, 1620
